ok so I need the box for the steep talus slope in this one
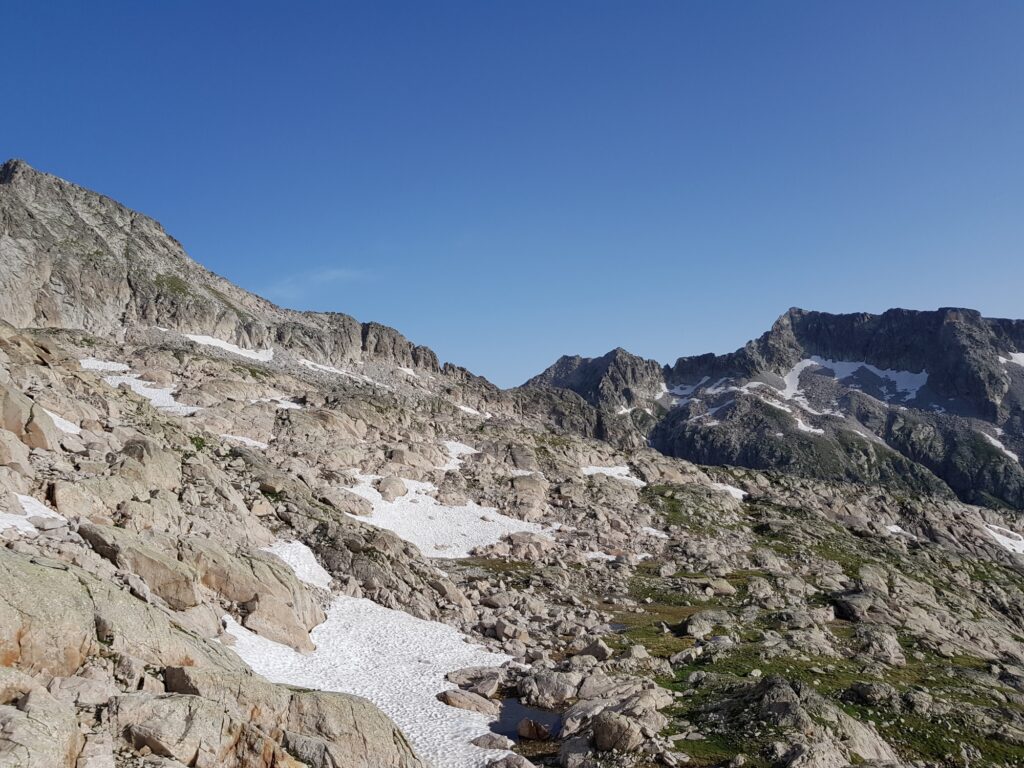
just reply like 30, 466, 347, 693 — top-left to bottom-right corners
7, 160, 1024, 768
527, 307, 1024, 510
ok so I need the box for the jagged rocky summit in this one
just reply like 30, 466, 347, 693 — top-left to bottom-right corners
526, 307, 1024, 510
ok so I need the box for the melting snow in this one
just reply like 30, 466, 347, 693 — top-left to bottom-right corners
224, 596, 512, 768
185, 334, 274, 362
457, 404, 482, 416
584, 551, 617, 561
581, 465, 645, 487
781, 357, 927, 405
1002, 353, 1024, 368
42, 408, 80, 435
346, 476, 548, 558
262, 540, 332, 589
981, 432, 1020, 462
220, 434, 270, 450
795, 416, 825, 435
102, 374, 199, 416
0, 495, 65, 536
300, 359, 385, 388
986, 524, 1024, 555
398, 367, 419, 378
441, 440, 478, 471
641, 526, 669, 539
710, 482, 747, 501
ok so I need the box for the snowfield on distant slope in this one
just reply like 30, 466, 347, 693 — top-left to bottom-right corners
185, 334, 274, 362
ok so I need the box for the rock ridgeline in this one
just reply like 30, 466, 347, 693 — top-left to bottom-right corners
0, 158, 438, 372
527, 308, 1024, 510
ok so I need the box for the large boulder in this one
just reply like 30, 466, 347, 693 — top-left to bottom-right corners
0, 667, 83, 768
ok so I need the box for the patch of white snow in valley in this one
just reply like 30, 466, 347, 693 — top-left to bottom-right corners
584, 551, 617, 561
981, 432, 1019, 462
80, 357, 129, 372
887, 524, 908, 535
986, 524, 1024, 554
1003, 353, 1024, 368
42, 408, 80, 434
581, 465, 645, 487
224, 596, 513, 768
397, 366, 419, 378
262, 540, 332, 589
457, 404, 481, 416
1, 494, 66, 536
346, 476, 548, 558
441, 440, 478, 471
102, 374, 199, 416
710, 482, 747, 501
185, 334, 274, 362
220, 434, 270, 450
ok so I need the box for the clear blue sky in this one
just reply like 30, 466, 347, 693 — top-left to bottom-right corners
5, 2, 1023, 386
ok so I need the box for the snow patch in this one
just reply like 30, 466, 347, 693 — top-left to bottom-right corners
641, 526, 669, 540
42, 408, 80, 435
346, 476, 548, 558
986, 524, 1024, 555
710, 482, 747, 501
0, 495, 65, 537
781, 357, 927, 406
224, 596, 513, 768
262, 540, 332, 589
981, 432, 1019, 462
441, 440, 478, 471
795, 416, 825, 435
220, 434, 270, 450
1003, 353, 1024, 368
300, 359, 385, 388
185, 334, 274, 362
581, 465, 645, 487
102, 374, 199, 416
80, 357, 129, 372
457, 404, 481, 416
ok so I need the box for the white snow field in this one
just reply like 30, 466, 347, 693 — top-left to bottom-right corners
346, 476, 548, 558
220, 434, 270, 450
42, 407, 81, 434
986, 524, 1024, 555
1, 495, 66, 536
1003, 353, 1024, 368
184, 334, 274, 362
261, 540, 332, 589
710, 482, 747, 501
641, 526, 670, 539
456, 404, 482, 416
580, 465, 645, 487
224, 596, 513, 768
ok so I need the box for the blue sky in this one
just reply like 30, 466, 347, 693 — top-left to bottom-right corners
5, 2, 1023, 386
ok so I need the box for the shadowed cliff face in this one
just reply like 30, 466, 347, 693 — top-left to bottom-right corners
526, 307, 1024, 511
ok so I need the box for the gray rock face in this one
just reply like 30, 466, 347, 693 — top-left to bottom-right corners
0, 159, 438, 373
527, 306, 1024, 510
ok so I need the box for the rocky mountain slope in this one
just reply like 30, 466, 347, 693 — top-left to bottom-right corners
527, 308, 1024, 511
4, 160, 1024, 768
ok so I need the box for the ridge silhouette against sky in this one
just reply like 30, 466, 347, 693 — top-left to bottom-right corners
5, 1, 1023, 386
